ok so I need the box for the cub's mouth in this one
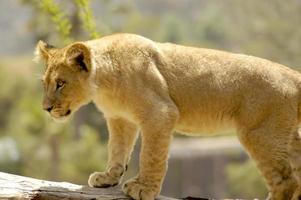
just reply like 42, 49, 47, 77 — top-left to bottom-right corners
65, 109, 71, 116
50, 109, 72, 121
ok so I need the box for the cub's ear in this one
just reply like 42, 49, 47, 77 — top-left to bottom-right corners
64, 42, 91, 72
34, 40, 54, 62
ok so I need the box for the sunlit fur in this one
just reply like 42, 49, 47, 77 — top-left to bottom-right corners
36, 34, 301, 200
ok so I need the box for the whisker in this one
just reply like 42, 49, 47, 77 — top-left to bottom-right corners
35, 74, 44, 81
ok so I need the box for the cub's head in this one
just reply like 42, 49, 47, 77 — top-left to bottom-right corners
35, 41, 95, 121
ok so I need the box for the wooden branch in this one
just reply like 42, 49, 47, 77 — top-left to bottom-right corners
0, 172, 181, 200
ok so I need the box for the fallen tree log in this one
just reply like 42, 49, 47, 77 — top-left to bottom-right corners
0, 172, 206, 200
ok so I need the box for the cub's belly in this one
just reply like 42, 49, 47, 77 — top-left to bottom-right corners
174, 116, 237, 136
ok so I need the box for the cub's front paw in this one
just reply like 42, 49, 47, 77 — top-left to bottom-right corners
88, 171, 119, 188
88, 164, 125, 188
122, 178, 158, 200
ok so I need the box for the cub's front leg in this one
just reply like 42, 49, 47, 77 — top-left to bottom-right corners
123, 103, 179, 200
88, 118, 138, 187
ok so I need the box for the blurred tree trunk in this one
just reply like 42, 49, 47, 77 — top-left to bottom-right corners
70, 4, 82, 40
49, 134, 60, 180
73, 109, 85, 140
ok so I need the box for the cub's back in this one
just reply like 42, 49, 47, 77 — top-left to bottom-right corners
155, 42, 301, 132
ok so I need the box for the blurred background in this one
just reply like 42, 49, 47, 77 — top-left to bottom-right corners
1, 0, 301, 199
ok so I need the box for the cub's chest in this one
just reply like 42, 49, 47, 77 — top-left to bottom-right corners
92, 91, 130, 119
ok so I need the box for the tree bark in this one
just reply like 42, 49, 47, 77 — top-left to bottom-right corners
0, 172, 179, 200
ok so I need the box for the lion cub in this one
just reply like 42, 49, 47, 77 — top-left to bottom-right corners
36, 33, 301, 200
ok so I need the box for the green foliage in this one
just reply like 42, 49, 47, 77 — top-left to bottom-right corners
39, 0, 73, 44
226, 160, 268, 199
213, 0, 301, 69
75, 0, 100, 39
22, 0, 101, 43
60, 125, 106, 183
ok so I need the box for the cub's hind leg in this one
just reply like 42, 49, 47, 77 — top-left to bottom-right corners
289, 130, 301, 200
238, 125, 298, 200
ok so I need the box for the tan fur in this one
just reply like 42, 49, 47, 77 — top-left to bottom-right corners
36, 33, 301, 200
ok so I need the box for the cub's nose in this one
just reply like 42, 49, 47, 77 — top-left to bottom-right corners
43, 97, 54, 112
43, 105, 54, 112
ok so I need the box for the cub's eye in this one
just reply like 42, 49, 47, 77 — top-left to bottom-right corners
56, 80, 65, 90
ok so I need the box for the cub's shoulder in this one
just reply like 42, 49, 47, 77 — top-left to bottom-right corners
85, 33, 155, 48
